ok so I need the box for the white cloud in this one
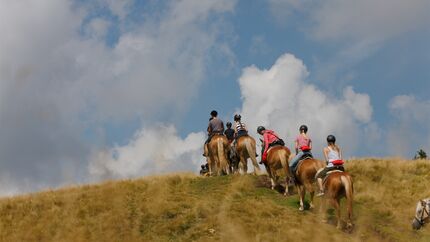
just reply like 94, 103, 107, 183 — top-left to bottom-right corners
89, 125, 205, 180
105, 0, 132, 20
238, 53, 375, 158
0, 0, 237, 195
84, 18, 110, 40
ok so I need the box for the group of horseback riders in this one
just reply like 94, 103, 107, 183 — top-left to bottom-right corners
201, 110, 345, 197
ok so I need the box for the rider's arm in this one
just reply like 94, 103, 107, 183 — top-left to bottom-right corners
323, 147, 329, 162
338, 145, 342, 160
294, 139, 299, 154
309, 139, 312, 150
264, 133, 269, 152
207, 123, 212, 133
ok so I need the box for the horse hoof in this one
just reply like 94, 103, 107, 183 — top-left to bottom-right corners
299, 207, 304, 211
336, 224, 342, 230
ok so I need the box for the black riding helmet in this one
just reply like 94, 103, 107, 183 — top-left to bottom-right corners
210, 110, 218, 117
257, 126, 265, 134
234, 114, 241, 121
226, 122, 232, 128
299, 125, 308, 133
327, 135, 336, 143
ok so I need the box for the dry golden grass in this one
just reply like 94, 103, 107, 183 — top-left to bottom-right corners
0, 159, 429, 241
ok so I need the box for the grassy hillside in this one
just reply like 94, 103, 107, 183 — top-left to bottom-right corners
0, 159, 430, 241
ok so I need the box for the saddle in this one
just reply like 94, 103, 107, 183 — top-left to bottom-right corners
293, 152, 314, 175
315, 166, 344, 184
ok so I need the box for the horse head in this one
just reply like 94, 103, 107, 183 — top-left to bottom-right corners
412, 199, 430, 230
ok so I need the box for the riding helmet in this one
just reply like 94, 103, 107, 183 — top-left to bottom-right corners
327, 135, 336, 143
234, 114, 241, 121
226, 122, 232, 128
299, 125, 308, 133
257, 126, 266, 134
210, 110, 218, 117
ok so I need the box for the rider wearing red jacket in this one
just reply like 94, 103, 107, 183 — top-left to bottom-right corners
257, 126, 285, 164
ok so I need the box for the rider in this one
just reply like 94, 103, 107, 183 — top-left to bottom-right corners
257, 126, 284, 164
316, 135, 344, 196
233, 114, 248, 140
203, 110, 225, 157
224, 122, 235, 144
289, 125, 312, 173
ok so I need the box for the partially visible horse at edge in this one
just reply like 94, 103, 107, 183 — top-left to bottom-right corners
207, 134, 230, 176
412, 198, 430, 230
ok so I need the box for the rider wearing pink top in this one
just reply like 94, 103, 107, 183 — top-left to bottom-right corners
296, 135, 311, 151
289, 125, 313, 173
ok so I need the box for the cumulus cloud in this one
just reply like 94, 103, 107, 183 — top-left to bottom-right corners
0, 0, 236, 195
89, 125, 205, 180
238, 53, 375, 158
387, 95, 430, 157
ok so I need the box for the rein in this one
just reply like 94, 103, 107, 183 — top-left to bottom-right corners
414, 200, 430, 226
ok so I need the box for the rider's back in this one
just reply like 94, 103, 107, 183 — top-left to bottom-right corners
209, 118, 224, 134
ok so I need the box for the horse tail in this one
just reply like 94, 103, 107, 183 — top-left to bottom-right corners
217, 138, 229, 175
279, 149, 290, 177
245, 137, 260, 173
341, 174, 353, 221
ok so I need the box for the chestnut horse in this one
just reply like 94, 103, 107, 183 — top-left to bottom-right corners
320, 171, 354, 230
294, 158, 325, 211
207, 134, 230, 176
264, 145, 291, 192
236, 135, 262, 175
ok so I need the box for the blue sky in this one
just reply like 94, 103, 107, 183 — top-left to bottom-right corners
1, 0, 430, 195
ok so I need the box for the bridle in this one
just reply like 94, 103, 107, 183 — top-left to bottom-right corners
414, 200, 430, 226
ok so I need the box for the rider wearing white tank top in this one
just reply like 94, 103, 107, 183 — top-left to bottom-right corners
317, 135, 343, 196
327, 146, 341, 167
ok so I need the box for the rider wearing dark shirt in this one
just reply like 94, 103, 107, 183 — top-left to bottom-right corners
224, 122, 235, 143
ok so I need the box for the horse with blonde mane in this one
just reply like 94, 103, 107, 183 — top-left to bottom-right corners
293, 158, 325, 211
207, 134, 230, 175
235, 135, 262, 175
319, 170, 354, 230
264, 145, 291, 192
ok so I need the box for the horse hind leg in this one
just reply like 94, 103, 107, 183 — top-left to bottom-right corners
238, 159, 245, 175
319, 196, 328, 223
242, 157, 248, 174
305, 182, 315, 209
331, 198, 342, 229
298, 185, 306, 211
268, 169, 276, 190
